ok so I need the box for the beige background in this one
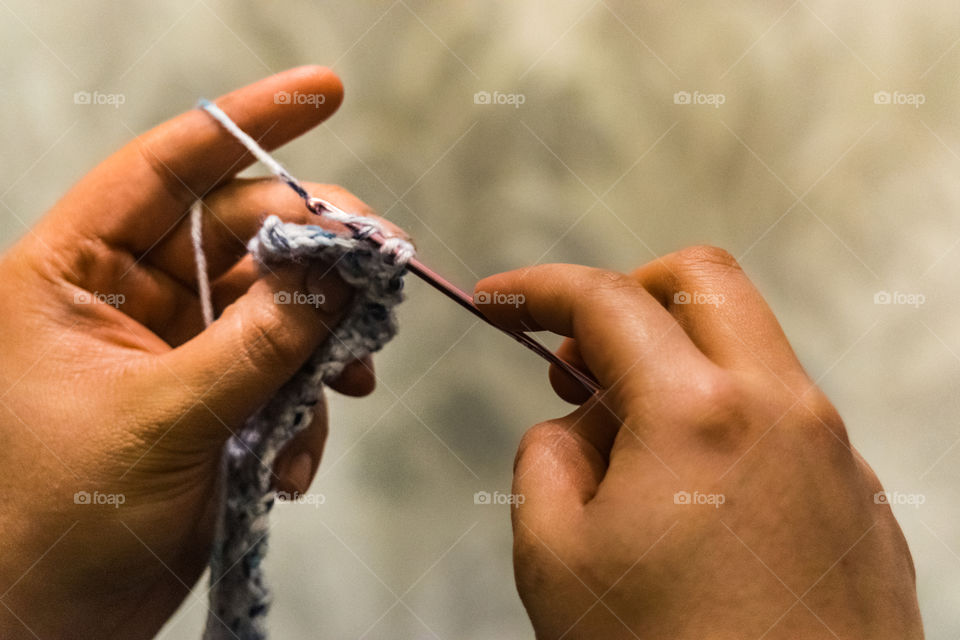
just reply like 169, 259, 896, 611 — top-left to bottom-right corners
1, 1, 958, 637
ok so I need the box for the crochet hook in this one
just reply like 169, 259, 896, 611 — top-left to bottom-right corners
194, 100, 601, 395
305, 196, 603, 396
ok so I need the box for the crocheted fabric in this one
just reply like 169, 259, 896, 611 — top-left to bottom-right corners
197, 101, 413, 640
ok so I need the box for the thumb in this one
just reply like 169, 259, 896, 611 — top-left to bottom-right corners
151, 262, 352, 441
511, 400, 617, 537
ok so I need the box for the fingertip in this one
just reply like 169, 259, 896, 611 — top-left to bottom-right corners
474, 274, 543, 332
472, 277, 497, 320
215, 65, 346, 148
288, 65, 344, 112
275, 451, 315, 496
473, 276, 497, 300
474, 267, 530, 299
328, 356, 376, 397
549, 365, 593, 405
274, 409, 328, 495
547, 339, 594, 404
513, 420, 603, 512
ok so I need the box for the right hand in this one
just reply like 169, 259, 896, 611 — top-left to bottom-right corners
476, 251, 922, 639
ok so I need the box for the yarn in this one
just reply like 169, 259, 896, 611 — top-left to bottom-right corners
195, 100, 414, 640
191, 200, 215, 327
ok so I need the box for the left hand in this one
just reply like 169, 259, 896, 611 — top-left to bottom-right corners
0, 66, 381, 639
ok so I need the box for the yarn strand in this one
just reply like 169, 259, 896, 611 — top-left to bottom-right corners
191, 200, 215, 327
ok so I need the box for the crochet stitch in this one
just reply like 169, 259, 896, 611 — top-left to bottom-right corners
196, 100, 413, 640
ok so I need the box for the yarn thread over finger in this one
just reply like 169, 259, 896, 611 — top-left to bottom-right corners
194, 99, 413, 640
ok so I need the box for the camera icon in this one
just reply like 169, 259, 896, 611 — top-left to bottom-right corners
474, 491, 491, 504
873, 290, 892, 305
274, 291, 292, 304
873, 91, 891, 105
475, 291, 492, 304
74, 491, 91, 505
673, 491, 691, 505
673, 91, 691, 105
474, 91, 491, 105
673, 291, 692, 305
74, 291, 91, 304
873, 492, 889, 504
274, 90, 292, 104
73, 91, 91, 105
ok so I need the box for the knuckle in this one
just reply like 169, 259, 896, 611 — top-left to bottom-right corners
754, 379, 852, 455
236, 299, 297, 372
138, 138, 193, 210
693, 371, 743, 413
676, 245, 741, 271
656, 245, 741, 309
687, 371, 749, 444
585, 269, 639, 296
67, 234, 119, 283
797, 388, 850, 446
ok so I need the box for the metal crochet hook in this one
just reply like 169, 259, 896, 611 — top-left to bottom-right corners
305, 196, 603, 396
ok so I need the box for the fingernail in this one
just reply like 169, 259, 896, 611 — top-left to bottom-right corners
282, 452, 314, 495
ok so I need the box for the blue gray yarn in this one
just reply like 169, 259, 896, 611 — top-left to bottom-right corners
203, 215, 408, 640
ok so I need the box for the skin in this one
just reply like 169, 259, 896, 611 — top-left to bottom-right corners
0, 66, 922, 638
0, 67, 386, 638
474, 255, 924, 639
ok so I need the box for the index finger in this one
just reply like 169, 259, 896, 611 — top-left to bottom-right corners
474, 264, 706, 401
43, 65, 343, 251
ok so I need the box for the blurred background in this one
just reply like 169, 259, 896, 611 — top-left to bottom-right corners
2, 0, 959, 637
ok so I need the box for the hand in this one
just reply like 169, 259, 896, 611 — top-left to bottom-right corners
0, 67, 384, 639
476, 247, 923, 639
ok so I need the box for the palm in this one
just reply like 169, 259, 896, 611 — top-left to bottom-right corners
0, 66, 353, 639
